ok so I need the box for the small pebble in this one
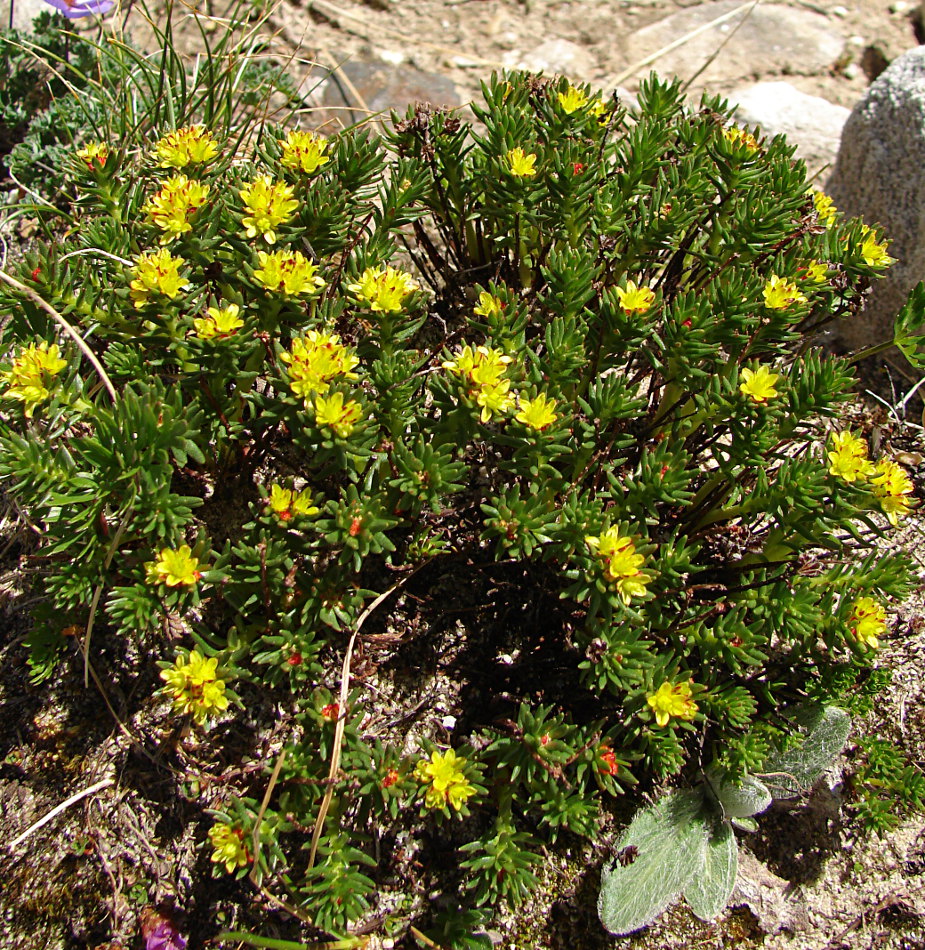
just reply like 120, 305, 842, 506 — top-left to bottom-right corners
441, 714, 457, 730
889, 0, 909, 12
832, 4, 849, 14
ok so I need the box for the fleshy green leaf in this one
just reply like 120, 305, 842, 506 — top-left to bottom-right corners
683, 820, 738, 921
762, 705, 851, 796
705, 765, 772, 818
893, 282, 925, 368
598, 790, 707, 935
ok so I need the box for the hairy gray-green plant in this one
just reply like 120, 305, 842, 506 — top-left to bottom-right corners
598, 705, 850, 935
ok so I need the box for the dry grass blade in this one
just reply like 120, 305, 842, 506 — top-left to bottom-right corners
7, 777, 114, 850
307, 564, 425, 869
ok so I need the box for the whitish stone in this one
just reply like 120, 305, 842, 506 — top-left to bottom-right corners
503, 38, 596, 79
3, 0, 48, 30
827, 46, 925, 352
731, 81, 850, 176
622, 0, 844, 89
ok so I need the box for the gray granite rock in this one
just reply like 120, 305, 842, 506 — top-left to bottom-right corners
827, 46, 925, 352
301, 60, 462, 130
622, 1, 845, 90
731, 81, 850, 177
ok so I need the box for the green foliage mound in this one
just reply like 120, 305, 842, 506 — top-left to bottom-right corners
0, 63, 917, 943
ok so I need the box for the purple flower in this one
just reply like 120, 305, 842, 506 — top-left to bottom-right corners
145, 922, 187, 950
43, 0, 115, 18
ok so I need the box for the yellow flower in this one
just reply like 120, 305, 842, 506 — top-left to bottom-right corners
812, 190, 838, 228
208, 822, 249, 873
473, 291, 504, 320
848, 596, 887, 650
443, 345, 511, 386
616, 280, 656, 314
239, 176, 298, 244
129, 248, 188, 307
739, 365, 780, 404
647, 680, 698, 727
314, 391, 363, 438
193, 303, 244, 340
506, 147, 537, 178
557, 85, 589, 114
858, 226, 895, 268
347, 266, 419, 312
414, 749, 477, 812
585, 527, 651, 604
763, 274, 807, 310
154, 125, 219, 168
280, 129, 330, 175
871, 457, 915, 526
2, 341, 67, 417
827, 430, 874, 483
723, 126, 759, 151
443, 345, 515, 422
281, 330, 360, 398
160, 650, 229, 724
145, 544, 202, 587
268, 483, 319, 522
143, 174, 210, 243
474, 379, 515, 423
515, 393, 558, 430
805, 260, 828, 283
253, 249, 325, 296
76, 141, 109, 169
590, 97, 610, 125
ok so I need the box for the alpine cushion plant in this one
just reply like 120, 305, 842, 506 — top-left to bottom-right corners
0, 67, 919, 945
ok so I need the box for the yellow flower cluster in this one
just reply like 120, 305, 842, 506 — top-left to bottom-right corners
145, 544, 201, 587
208, 822, 249, 873
130, 248, 188, 306
414, 749, 477, 812
871, 458, 915, 526
827, 431, 915, 526
193, 303, 244, 340
804, 260, 828, 283
442, 344, 514, 423
848, 596, 887, 650
646, 680, 698, 727
506, 147, 537, 178
1, 341, 67, 417
253, 249, 325, 296
143, 174, 210, 243
723, 126, 759, 151
812, 190, 838, 228
858, 226, 894, 268
280, 129, 330, 175
557, 85, 589, 114
239, 176, 298, 244
585, 527, 651, 604
739, 364, 780, 404
826, 430, 874, 483
154, 125, 219, 169
314, 391, 364, 438
281, 330, 360, 399
76, 141, 109, 169
160, 650, 229, 724
616, 280, 656, 314
348, 266, 419, 313
763, 274, 807, 310
268, 483, 319, 522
